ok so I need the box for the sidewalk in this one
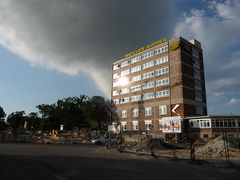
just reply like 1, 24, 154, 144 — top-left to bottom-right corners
123, 147, 240, 169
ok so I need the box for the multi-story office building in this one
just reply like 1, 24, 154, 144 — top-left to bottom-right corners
111, 37, 207, 133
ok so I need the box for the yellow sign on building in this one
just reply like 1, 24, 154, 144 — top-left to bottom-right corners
125, 38, 167, 58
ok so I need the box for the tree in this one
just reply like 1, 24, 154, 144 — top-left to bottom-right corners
6, 111, 26, 129
0, 106, 6, 120
36, 104, 59, 130
26, 112, 41, 131
36, 95, 115, 131
84, 96, 114, 130
0, 106, 6, 130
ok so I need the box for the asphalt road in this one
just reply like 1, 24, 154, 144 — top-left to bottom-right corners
0, 143, 239, 180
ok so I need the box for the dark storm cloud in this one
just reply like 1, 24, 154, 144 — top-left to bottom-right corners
0, 0, 176, 95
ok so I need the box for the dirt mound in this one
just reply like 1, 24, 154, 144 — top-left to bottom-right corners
196, 136, 229, 158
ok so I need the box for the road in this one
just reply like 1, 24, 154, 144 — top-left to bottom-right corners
0, 143, 239, 180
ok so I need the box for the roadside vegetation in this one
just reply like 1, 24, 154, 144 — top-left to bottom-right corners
0, 95, 117, 132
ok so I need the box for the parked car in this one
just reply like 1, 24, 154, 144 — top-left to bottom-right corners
91, 137, 118, 145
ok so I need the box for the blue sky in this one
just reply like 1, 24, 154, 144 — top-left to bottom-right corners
0, 47, 102, 115
0, 0, 240, 116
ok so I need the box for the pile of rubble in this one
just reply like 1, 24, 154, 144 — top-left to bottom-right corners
31, 130, 92, 144
196, 135, 229, 158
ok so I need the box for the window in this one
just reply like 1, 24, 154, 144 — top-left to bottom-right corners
131, 84, 141, 92
132, 121, 138, 130
121, 60, 130, 68
131, 56, 141, 64
143, 92, 155, 100
113, 64, 120, 70
196, 105, 203, 115
131, 95, 141, 102
194, 80, 202, 90
112, 90, 119, 96
156, 89, 169, 98
194, 69, 201, 80
142, 81, 154, 90
216, 120, 219, 127
145, 107, 152, 116
145, 120, 152, 130
142, 71, 154, 79
159, 105, 167, 115
131, 65, 141, 73
224, 119, 228, 127
154, 46, 168, 55
131, 75, 141, 82
119, 97, 129, 104
155, 67, 169, 76
192, 48, 199, 59
120, 88, 130, 94
113, 81, 119, 87
155, 78, 169, 87
195, 91, 202, 101
113, 73, 120, 79
132, 108, 139, 117
193, 57, 200, 69
121, 69, 130, 76
121, 121, 127, 131
212, 120, 216, 127
190, 120, 200, 128
220, 120, 223, 127
228, 119, 232, 127
113, 99, 119, 104
142, 61, 154, 70
142, 51, 154, 60
198, 119, 210, 128
155, 56, 168, 65
121, 110, 127, 118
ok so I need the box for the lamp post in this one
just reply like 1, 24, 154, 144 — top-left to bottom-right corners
237, 127, 240, 152
171, 104, 181, 159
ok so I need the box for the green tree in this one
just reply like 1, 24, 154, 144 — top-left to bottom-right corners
6, 111, 26, 129
36, 104, 59, 130
26, 112, 41, 131
0, 106, 6, 130
84, 96, 115, 130
0, 106, 6, 120
36, 95, 116, 131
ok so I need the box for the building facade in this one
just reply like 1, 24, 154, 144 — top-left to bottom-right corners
111, 37, 207, 133
186, 116, 240, 139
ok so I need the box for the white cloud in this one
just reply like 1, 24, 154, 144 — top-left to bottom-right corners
227, 98, 240, 105
174, 0, 240, 113
0, 0, 175, 97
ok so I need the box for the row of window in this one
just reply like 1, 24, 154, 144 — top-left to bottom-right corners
121, 105, 168, 119
113, 46, 168, 70
113, 56, 168, 78
190, 119, 210, 128
114, 89, 169, 104
121, 118, 167, 131
112, 67, 169, 87
189, 119, 240, 128
212, 119, 240, 128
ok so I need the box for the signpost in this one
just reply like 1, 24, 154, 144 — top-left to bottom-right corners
161, 116, 182, 133
161, 116, 182, 159
60, 124, 64, 131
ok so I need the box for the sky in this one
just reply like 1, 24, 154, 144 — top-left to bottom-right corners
0, 0, 240, 116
